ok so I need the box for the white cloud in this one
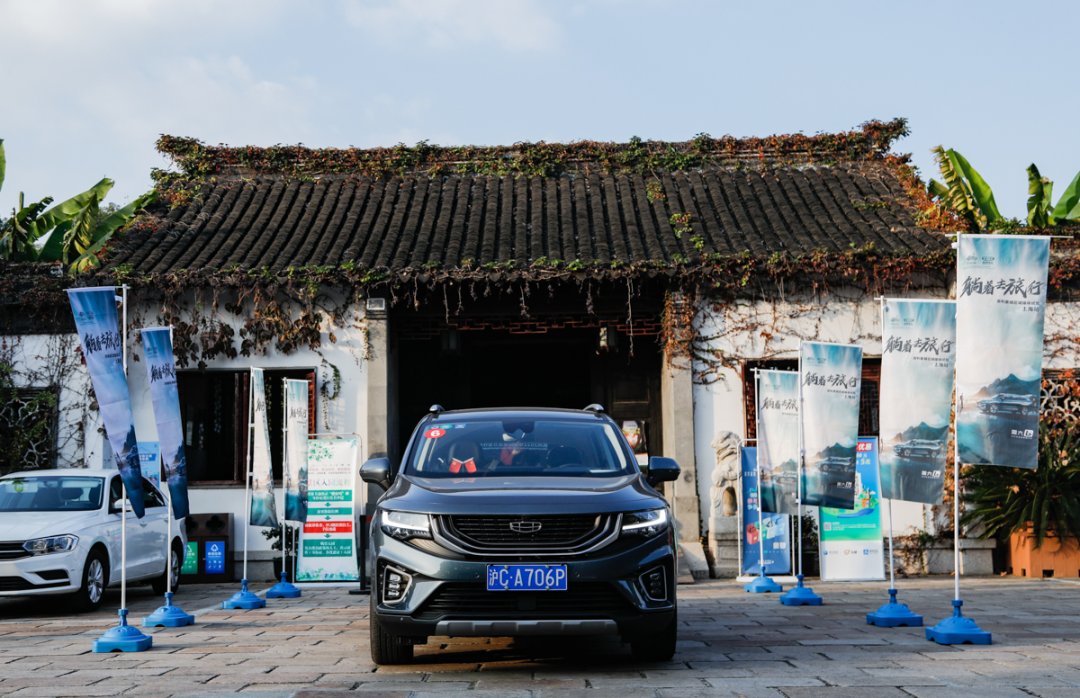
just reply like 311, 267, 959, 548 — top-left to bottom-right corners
342, 0, 560, 51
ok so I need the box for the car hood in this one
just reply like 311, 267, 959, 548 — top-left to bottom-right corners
0, 511, 101, 540
383, 474, 664, 515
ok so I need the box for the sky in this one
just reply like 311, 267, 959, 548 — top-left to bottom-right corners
1, 0, 1078, 221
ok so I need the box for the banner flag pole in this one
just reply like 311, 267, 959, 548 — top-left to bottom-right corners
223, 370, 265, 609
746, 370, 782, 593
781, 341, 822, 606
143, 326, 194, 627
268, 378, 301, 598
926, 232, 990, 645
868, 297, 922, 627
94, 285, 152, 652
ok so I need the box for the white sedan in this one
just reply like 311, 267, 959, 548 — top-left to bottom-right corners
0, 468, 187, 612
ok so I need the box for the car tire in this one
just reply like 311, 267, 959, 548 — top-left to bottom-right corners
630, 611, 677, 662
152, 540, 183, 596
369, 594, 414, 664
71, 548, 108, 613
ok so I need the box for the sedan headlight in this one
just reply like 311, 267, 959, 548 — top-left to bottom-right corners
621, 508, 668, 537
380, 510, 432, 540
22, 535, 79, 555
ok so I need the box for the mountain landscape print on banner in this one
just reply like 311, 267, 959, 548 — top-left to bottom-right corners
878, 298, 955, 504
799, 341, 862, 511
801, 442, 857, 509
955, 235, 1048, 470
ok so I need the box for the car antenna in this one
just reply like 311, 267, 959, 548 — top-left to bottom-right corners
583, 403, 605, 414
428, 404, 445, 416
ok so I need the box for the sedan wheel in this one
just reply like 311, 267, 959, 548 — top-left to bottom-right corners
70, 549, 107, 612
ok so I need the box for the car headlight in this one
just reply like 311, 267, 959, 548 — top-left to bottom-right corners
380, 510, 432, 540
621, 508, 668, 537
22, 535, 79, 555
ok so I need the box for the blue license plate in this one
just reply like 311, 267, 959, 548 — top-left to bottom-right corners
486, 564, 567, 591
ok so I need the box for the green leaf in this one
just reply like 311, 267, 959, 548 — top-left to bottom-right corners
23, 178, 114, 243
69, 189, 157, 272
946, 149, 1002, 226
0, 138, 5, 194
1026, 164, 1054, 228
1051, 170, 1080, 222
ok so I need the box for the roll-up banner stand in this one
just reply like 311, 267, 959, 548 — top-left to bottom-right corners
297, 436, 362, 583
819, 437, 885, 582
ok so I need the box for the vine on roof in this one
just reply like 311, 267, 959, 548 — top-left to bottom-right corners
151, 119, 911, 205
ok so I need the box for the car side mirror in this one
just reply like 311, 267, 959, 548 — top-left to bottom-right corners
109, 498, 133, 514
360, 457, 393, 490
645, 456, 680, 487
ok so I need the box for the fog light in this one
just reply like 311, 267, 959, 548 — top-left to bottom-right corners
639, 566, 667, 602
382, 565, 413, 605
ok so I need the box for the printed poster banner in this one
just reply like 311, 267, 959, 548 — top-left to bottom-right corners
249, 368, 278, 528
740, 446, 792, 576
297, 437, 360, 582
137, 442, 161, 489
879, 300, 955, 504
819, 437, 885, 581
956, 235, 1050, 470
67, 287, 146, 518
756, 370, 800, 515
140, 327, 190, 518
800, 341, 863, 510
284, 379, 309, 522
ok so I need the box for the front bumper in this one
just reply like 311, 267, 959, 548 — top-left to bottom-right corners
371, 531, 676, 640
0, 547, 83, 596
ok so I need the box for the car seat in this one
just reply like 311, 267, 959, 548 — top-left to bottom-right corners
447, 440, 481, 474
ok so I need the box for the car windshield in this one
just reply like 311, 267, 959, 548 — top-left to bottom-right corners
0, 476, 105, 512
406, 418, 633, 478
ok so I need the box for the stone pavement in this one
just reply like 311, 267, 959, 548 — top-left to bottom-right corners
1, 577, 1079, 697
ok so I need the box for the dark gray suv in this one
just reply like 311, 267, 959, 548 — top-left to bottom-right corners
359, 406, 680, 664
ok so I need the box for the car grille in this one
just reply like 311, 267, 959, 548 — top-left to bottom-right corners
413, 582, 633, 622
434, 514, 619, 556
0, 542, 29, 561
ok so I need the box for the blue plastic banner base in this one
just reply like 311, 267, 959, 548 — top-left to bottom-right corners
779, 575, 823, 606
222, 579, 266, 610
926, 599, 991, 645
745, 574, 783, 593
143, 592, 195, 627
266, 571, 302, 599
867, 588, 923, 627
94, 609, 153, 653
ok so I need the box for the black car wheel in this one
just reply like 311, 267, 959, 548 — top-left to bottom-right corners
70, 548, 108, 612
369, 594, 414, 664
630, 611, 677, 662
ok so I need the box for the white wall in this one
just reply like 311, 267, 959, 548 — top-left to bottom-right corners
123, 299, 370, 555
690, 292, 938, 557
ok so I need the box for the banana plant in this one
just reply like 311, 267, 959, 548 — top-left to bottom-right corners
1027, 164, 1080, 227
0, 139, 155, 272
927, 146, 1002, 231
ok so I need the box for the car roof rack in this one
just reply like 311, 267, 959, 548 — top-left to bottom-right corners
428, 404, 445, 416
583, 403, 605, 414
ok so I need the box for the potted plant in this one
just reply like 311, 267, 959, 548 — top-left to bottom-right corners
963, 423, 1080, 577
261, 524, 301, 578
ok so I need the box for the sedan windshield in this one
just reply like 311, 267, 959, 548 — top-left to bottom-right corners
407, 418, 633, 478
0, 476, 105, 512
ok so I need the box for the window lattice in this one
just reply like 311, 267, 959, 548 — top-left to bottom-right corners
1041, 370, 1080, 425
0, 387, 58, 475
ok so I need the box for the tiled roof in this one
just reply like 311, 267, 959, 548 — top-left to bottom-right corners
106, 123, 949, 275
